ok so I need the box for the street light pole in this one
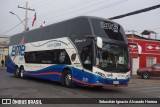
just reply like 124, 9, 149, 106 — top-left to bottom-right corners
9, 11, 25, 30
18, 1, 35, 31
125, 30, 137, 75
25, 2, 28, 31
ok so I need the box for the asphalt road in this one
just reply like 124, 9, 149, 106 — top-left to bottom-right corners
0, 68, 160, 107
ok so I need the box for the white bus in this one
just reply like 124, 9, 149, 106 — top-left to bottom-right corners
7, 16, 135, 88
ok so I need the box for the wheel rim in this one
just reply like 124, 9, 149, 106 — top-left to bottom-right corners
16, 68, 19, 77
143, 73, 149, 79
20, 69, 24, 78
65, 74, 71, 86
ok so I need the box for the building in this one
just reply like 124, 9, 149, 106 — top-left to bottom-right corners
0, 36, 10, 66
127, 34, 160, 75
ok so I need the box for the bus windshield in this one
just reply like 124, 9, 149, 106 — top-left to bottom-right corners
96, 43, 130, 72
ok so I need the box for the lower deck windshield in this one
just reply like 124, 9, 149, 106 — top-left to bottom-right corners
96, 43, 129, 72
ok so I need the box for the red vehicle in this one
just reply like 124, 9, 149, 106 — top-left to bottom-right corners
137, 64, 160, 79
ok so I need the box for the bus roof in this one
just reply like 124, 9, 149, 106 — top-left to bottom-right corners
9, 16, 125, 45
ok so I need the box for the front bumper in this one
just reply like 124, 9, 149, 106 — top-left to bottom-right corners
88, 75, 130, 87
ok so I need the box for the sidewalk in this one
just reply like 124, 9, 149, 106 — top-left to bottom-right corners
0, 66, 6, 70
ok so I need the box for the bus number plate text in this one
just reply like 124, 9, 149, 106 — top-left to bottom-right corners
113, 81, 119, 84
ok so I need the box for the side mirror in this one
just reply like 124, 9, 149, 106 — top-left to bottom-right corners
97, 37, 102, 49
137, 45, 142, 54
128, 42, 142, 54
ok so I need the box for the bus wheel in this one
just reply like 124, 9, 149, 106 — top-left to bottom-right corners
64, 71, 75, 88
14, 66, 19, 78
19, 67, 24, 79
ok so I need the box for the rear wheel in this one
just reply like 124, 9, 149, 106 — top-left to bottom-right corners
19, 67, 24, 79
142, 72, 150, 79
14, 66, 19, 78
63, 70, 75, 88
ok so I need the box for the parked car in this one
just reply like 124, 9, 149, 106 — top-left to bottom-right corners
137, 63, 160, 79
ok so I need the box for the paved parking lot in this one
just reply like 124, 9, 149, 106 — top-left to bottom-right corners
0, 67, 160, 106
126, 75, 160, 98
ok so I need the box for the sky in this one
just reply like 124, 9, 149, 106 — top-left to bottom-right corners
0, 0, 160, 39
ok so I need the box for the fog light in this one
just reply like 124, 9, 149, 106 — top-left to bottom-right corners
96, 80, 99, 83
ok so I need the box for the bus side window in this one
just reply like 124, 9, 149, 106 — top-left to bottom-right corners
24, 52, 30, 63
24, 49, 71, 64
24, 52, 36, 63
31, 53, 36, 62
81, 46, 92, 70
52, 49, 71, 65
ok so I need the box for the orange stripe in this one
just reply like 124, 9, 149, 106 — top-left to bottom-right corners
20, 37, 24, 44
72, 78, 89, 85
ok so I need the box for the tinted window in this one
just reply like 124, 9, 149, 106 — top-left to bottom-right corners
96, 43, 130, 72
91, 19, 126, 41
154, 64, 160, 69
24, 49, 71, 64
81, 44, 93, 70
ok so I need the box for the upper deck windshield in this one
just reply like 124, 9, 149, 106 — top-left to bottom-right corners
96, 43, 130, 72
91, 18, 127, 42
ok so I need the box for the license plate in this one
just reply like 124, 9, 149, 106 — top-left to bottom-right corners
113, 81, 119, 84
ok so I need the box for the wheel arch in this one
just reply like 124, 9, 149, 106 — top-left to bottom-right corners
142, 70, 150, 75
19, 65, 24, 70
62, 66, 73, 76
14, 65, 18, 69
61, 66, 73, 85
62, 66, 76, 88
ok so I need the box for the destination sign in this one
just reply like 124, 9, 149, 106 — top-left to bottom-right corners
100, 22, 118, 33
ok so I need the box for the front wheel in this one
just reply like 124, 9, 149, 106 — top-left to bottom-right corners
63, 70, 75, 88
142, 72, 150, 79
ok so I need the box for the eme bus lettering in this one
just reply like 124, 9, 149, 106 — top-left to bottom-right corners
11, 45, 25, 56
100, 22, 118, 33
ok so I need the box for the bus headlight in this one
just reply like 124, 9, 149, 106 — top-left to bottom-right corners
95, 72, 106, 78
125, 74, 130, 79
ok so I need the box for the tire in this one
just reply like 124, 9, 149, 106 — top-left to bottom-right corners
19, 67, 24, 79
142, 72, 150, 79
14, 66, 19, 78
63, 70, 75, 88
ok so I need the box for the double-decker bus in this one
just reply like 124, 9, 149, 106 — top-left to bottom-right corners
7, 16, 139, 88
